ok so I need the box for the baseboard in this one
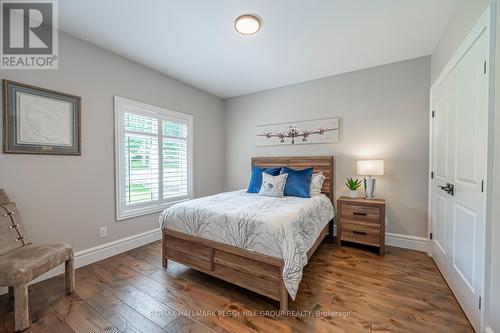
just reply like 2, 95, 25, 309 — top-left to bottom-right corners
0, 228, 161, 295
485, 326, 494, 333
385, 232, 428, 252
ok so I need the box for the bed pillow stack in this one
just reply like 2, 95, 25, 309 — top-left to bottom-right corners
249, 165, 325, 198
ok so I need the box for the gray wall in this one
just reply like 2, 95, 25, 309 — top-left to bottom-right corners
224, 57, 430, 238
431, 0, 490, 83
0, 32, 225, 251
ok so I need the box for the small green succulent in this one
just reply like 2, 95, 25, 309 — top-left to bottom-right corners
345, 177, 363, 190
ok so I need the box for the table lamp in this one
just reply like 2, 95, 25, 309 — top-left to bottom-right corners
357, 160, 384, 199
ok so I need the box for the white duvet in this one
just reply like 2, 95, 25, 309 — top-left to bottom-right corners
159, 190, 335, 299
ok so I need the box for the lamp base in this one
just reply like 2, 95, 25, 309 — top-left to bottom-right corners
364, 178, 376, 199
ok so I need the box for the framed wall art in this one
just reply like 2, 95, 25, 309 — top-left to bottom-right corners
3, 80, 81, 155
256, 117, 339, 146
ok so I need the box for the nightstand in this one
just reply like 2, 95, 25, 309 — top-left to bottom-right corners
336, 196, 386, 256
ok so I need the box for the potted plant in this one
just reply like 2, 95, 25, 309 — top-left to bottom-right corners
345, 177, 362, 198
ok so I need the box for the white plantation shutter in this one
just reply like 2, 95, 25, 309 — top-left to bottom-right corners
162, 120, 189, 199
115, 97, 193, 220
124, 113, 159, 205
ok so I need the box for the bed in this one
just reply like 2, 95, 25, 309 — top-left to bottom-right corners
159, 156, 335, 311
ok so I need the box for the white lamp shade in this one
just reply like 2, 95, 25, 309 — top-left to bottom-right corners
357, 160, 384, 176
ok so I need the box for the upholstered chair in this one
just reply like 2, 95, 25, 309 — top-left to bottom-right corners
0, 189, 75, 331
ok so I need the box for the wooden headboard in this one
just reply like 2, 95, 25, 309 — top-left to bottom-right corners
251, 156, 335, 204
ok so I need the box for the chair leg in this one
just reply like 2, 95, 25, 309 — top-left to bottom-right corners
8, 286, 14, 300
65, 258, 75, 294
14, 285, 29, 331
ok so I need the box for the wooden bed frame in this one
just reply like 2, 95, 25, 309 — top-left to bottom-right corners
162, 156, 335, 311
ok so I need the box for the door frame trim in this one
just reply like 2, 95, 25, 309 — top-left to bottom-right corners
428, 5, 495, 333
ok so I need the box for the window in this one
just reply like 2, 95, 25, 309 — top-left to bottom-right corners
115, 97, 193, 220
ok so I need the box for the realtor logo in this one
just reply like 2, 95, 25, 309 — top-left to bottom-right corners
1, 0, 58, 69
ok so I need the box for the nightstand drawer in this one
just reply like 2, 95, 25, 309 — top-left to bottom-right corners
341, 222, 380, 247
341, 204, 380, 223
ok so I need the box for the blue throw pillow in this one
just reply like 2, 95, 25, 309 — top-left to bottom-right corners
281, 166, 314, 198
247, 166, 282, 193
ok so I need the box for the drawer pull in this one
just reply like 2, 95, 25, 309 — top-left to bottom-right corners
353, 212, 367, 216
353, 230, 367, 235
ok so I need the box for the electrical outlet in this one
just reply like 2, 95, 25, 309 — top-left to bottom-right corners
99, 226, 108, 238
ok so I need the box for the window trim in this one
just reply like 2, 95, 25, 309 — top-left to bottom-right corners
114, 96, 194, 221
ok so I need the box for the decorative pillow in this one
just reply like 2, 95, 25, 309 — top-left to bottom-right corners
247, 166, 282, 193
258, 173, 288, 197
310, 172, 326, 196
0, 202, 32, 256
281, 166, 314, 198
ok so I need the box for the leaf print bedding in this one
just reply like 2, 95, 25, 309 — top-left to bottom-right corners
159, 190, 335, 299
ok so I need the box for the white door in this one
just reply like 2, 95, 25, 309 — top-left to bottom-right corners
431, 71, 452, 274
430, 28, 489, 331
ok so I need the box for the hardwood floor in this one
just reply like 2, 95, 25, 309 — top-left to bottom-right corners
0, 240, 473, 333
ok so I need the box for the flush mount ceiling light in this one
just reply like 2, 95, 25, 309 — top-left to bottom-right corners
234, 14, 261, 35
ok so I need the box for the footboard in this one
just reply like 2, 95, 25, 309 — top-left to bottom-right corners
162, 222, 330, 311
162, 228, 289, 310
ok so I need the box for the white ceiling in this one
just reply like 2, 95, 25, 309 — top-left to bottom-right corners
59, 0, 458, 98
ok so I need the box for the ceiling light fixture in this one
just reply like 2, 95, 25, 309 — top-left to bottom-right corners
234, 14, 261, 35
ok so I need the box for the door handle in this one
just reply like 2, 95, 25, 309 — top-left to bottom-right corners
437, 183, 454, 196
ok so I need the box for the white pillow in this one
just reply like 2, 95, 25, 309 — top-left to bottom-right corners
310, 172, 325, 196
259, 172, 288, 197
